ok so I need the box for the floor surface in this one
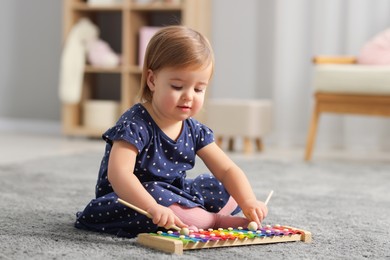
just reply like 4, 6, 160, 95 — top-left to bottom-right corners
1, 131, 389, 165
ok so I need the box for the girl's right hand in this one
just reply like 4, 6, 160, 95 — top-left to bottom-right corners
147, 204, 187, 230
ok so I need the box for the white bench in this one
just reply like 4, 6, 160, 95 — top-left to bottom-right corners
305, 62, 390, 160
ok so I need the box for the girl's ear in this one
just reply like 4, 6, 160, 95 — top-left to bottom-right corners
146, 69, 156, 91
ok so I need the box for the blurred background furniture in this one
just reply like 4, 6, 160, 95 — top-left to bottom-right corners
62, 0, 211, 137
206, 99, 272, 154
305, 56, 390, 161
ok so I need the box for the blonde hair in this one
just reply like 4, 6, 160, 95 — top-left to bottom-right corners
137, 26, 214, 102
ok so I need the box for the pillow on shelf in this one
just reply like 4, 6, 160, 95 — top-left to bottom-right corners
87, 39, 121, 68
138, 26, 162, 67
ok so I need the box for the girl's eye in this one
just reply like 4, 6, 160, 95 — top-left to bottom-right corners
171, 85, 182, 90
195, 88, 205, 93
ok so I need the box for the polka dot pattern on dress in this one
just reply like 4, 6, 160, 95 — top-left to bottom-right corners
75, 103, 230, 238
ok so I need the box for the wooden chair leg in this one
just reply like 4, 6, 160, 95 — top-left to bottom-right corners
243, 137, 252, 154
305, 102, 320, 161
255, 138, 263, 152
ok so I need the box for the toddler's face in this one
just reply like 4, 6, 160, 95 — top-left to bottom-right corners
147, 64, 212, 122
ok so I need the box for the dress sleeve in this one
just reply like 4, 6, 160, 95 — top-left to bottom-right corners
102, 119, 149, 152
191, 119, 215, 152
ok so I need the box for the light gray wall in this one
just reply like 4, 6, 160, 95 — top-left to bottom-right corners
0, 0, 265, 122
211, 0, 275, 100
0, 0, 62, 121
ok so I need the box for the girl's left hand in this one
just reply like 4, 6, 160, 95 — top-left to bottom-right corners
240, 200, 268, 226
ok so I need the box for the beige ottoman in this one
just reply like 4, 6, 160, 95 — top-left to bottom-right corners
206, 99, 272, 153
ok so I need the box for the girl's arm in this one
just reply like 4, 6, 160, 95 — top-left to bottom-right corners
197, 142, 268, 225
107, 140, 186, 229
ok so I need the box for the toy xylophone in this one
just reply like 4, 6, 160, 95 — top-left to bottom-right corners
137, 224, 312, 255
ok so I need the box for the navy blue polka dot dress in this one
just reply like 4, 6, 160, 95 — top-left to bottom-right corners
75, 104, 233, 238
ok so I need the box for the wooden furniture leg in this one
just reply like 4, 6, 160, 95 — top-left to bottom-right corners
216, 136, 265, 154
228, 137, 234, 152
255, 138, 263, 152
304, 101, 320, 161
215, 136, 223, 148
243, 137, 252, 154
62, 103, 80, 134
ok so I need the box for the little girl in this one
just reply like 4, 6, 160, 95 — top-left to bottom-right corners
75, 25, 268, 238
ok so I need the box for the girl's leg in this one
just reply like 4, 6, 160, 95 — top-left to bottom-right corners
218, 196, 239, 215
169, 203, 249, 230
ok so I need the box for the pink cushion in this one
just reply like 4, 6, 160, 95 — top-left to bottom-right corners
358, 28, 390, 65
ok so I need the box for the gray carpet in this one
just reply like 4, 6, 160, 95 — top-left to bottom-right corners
1, 152, 390, 259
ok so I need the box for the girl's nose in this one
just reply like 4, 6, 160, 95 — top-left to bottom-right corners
182, 90, 193, 101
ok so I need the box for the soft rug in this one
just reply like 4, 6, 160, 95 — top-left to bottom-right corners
0, 152, 389, 259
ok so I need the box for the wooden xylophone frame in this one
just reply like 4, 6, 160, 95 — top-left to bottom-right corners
137, 225, 312, 255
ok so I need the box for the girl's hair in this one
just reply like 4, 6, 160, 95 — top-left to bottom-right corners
137, 25, 214, 102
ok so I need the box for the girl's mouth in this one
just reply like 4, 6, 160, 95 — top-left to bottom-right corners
178, 105, 191, 111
